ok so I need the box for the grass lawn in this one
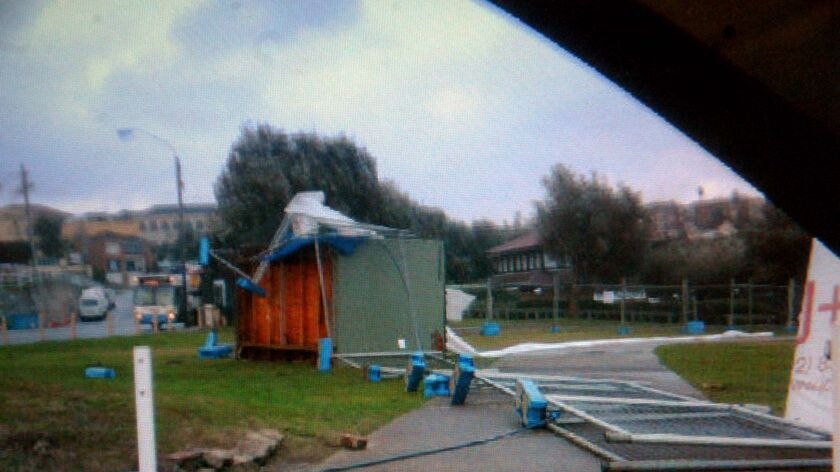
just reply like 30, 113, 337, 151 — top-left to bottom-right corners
0, 329, 423, 471
656, 340, 795, 413
452, 318, 783, 351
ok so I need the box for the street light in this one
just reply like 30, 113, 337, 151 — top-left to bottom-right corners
117, 127, 190, 324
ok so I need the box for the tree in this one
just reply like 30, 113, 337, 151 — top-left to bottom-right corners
214, 124, 386, 248
33, 215, 64, 258
739, 203, 811, 284
536, 164, 649, 284
214, 123, 502, 283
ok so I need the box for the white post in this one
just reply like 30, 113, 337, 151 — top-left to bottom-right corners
833, 317, 840, 471
133, 346, 157, 472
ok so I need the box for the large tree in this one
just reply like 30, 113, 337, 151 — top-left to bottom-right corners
739, 203, 811, 284
33, 215, 64, 258
214, 124, 386, 248
536, 164, 649, 284
213, 124, 506, 283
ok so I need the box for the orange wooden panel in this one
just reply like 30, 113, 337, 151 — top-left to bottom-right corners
268, 265, 281, 345
285, 259, 304, 345
253, 284, 271, 345
303, 258, 321, 345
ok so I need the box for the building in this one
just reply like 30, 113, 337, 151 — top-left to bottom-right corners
645, 201, 687, 241
86, 232, 154, 285
644, 195, 766, 242
0, 204, 70, 243
138, 204, 217, 245
485, 230, 572, 289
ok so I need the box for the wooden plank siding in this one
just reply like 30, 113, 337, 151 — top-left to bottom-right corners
237, 249, 333, 360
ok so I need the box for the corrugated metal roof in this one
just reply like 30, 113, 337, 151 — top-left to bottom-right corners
486, 230, 542, 254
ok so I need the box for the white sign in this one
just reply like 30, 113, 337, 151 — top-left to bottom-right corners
785, 239, 840, 433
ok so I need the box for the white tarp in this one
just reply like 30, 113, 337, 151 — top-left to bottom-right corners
284, 191, 373, 237
445, 325, 773, 359
445, 288, 476, 322
785, 239, 839, 433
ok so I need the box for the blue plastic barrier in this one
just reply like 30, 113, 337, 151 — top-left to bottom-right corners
367, 364, 381, 382
457, 353, 475, 367
318, 338, 332, 372
405, 354, 426, 392
7, 312, 39, 330
85, 367, 116, 379
450, 359, 475, 405
423, 374, 450, 398
481, 322, 501, 336
515, 379, 547, 428
683, 321, 705, 335
617, 324, 632, 335
549, 324, 562, 333
198, 330, 233, 359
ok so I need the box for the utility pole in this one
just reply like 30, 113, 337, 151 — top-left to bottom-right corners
19, 164, 37, 277
175, 157, 188, 324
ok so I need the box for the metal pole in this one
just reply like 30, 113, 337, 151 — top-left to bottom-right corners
692, 295, 698, 321
175, 156, 188, 325
552, 272, 559, 325
620, 278, 627, 325
747, 278, 753, 326
681, 278, 689, 324
20, 164, 37, 276
313, 238, 332, 339
486, 278, 493, 321
729, 278, 735, 327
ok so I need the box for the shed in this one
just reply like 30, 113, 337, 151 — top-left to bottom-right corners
234, 192, 445, 360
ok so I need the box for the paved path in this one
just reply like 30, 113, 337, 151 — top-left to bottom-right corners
1, 289, 142, 345
492, 340, 705, 399
313, 340, 710, 472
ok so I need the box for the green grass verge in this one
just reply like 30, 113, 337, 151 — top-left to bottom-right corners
0, 329, 423, 471
452, 318, 784, 351
655, 340, 794, 413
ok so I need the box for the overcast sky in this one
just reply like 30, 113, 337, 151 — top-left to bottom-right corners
0, 0, 762, 224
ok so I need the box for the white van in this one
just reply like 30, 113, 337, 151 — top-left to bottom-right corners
78, 287, 113, 321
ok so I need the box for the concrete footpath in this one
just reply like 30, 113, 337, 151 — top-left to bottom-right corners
311, 339, 713, 472
313, 390, 601, 472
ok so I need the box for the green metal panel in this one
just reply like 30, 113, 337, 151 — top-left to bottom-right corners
333, 239, 445, 353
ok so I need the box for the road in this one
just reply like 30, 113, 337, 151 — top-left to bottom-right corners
1, 289, 146, 345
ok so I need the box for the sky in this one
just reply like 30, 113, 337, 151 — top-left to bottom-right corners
0, 0, 762, 224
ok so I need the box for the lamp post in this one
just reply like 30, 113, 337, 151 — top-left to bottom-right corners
117, 128, 189, 324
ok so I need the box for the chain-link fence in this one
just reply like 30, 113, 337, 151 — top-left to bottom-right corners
456, 278, 799, 328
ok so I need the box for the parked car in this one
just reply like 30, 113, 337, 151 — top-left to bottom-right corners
78, 286, 113, 321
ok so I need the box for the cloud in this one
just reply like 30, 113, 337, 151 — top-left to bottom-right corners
0, 0, 762, 222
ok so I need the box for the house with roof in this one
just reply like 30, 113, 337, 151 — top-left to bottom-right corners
485, 229, 573, 289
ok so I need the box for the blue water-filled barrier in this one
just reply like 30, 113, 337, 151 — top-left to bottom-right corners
423, 373, 451, 398
683, 321, 705, 335
198, 330, 233, 359
405, 354, 426, 392
6, 312, 39, 330
549, 324, 562, 333
515, 379, 547, 428
481, 322, 501, 336
367, 364, 381, 382
617, 325, 632, 335
450, 359, 475, 405
318, 338, 332, 372
85, 367, 116, 379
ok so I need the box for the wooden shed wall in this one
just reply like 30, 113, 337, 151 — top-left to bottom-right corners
237, 250, 332, 358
